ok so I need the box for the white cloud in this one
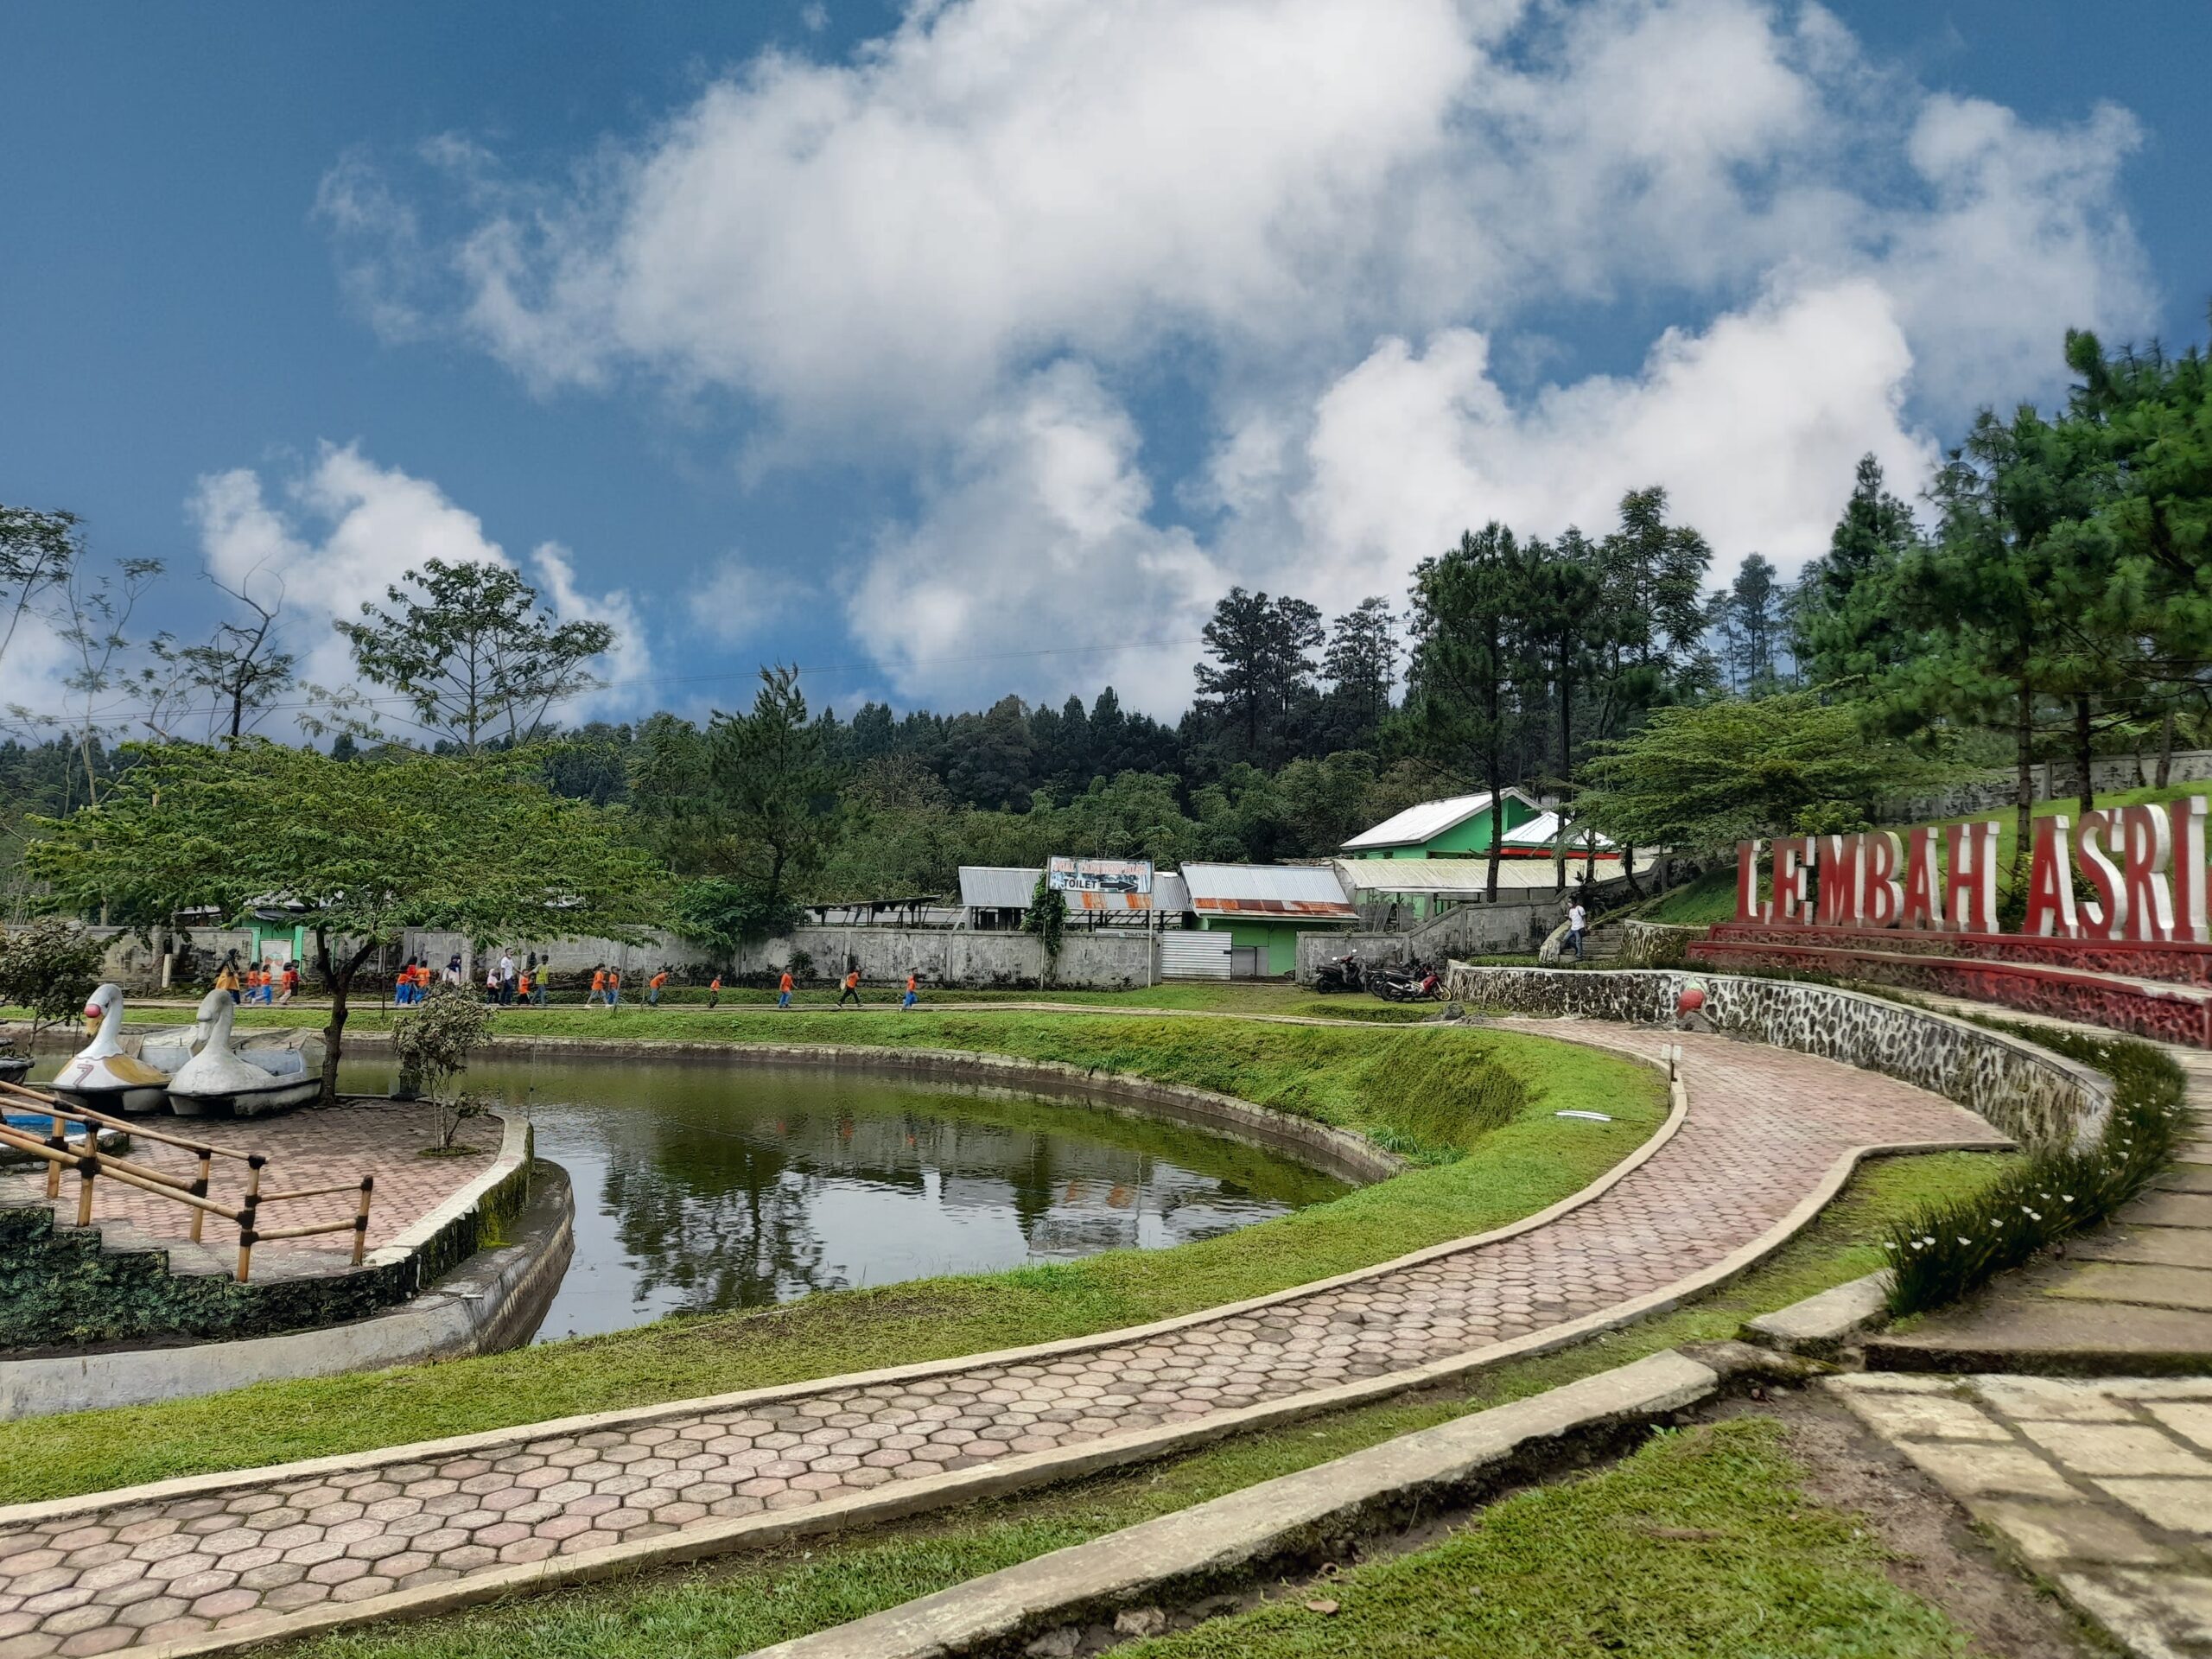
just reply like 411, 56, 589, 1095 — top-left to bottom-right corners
323, 0, 2158, 705
845, 362, 1222, 715
690, 552, 811, 647
1286, 278, 1932, 615
190, 444, 651, 728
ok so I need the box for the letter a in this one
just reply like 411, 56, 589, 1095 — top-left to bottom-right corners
2023, 815, 2077, 938
1901, 827, 1942, 930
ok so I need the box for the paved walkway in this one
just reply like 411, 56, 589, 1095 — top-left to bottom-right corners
0, 1020, 2005, 1657
0, 1101, 496, 1279
1833, 1374, 2212, 1658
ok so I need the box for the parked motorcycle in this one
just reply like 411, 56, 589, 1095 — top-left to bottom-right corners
1370, 962, 1444, 1002
1313, 953, 1367, 995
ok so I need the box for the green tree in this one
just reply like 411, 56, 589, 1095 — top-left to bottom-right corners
1022, 873, 1067, 986
704, 666, 838, 924
2063, 326, 2212, 783
335, 559, 614, 753
1576, 692, 1955, 855
391, 982, 494, 1147
0, 505, 80, 677
1799, 453, 1920, 683
1192, 588, 1324, 766
1319, 597, 1397, 750
25, 741, 664, 1104
1407, 524, 1526, 900
1712, 552, 1789, 693
1882, 403, 2108, 871
0, 918, 107, 1047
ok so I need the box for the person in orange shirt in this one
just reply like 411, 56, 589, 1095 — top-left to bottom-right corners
836, 968, 862, 1008
588, 966, 608, 1007
777, 969, 793, 1010
607, 968, 623, 1008
279, 963, 300, 1006
708, 974, 723, 1010
647, 969, 670, 1008
901, 970, 918, 1011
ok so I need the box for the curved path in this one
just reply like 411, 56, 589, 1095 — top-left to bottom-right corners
0, 1020, 2007, 1659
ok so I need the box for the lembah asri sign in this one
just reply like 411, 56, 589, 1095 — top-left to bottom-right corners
1736, 798, 2209, 943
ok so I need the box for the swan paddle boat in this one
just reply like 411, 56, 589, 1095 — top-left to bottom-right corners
165, 988, 325, 1118
51, 984, 177, 1114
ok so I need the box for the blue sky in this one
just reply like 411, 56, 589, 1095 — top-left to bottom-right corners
1, 1, 2203, 734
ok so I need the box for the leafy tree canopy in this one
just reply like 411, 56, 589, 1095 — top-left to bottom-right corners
25, 741, 665, 1100
1576, 692, 1961, 854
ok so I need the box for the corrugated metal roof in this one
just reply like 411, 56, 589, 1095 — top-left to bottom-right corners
1179, 862, 1357, 918
1332, 854, 1643, 895
958, 867, 1041, 908
1340, 788, 1542, 851
1498, 810, 1618, 851
959, 867, 1190, 912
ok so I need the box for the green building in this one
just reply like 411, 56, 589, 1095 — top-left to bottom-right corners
1179, 862, 1358, 976
1340, 789, 1545, 860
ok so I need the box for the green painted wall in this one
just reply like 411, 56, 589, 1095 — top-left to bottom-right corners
1198, 918, 1344, 975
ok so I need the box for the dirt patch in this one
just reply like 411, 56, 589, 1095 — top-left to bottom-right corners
1719, 1388, 2108, 1658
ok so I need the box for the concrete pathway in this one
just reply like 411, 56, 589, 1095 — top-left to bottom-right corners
1872, 995, 2212, 1374
1832, 1374, 2212, 1658
0, 1021, 2004, 1658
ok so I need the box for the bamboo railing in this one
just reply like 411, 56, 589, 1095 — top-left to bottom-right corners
0, 1080, 373, 1283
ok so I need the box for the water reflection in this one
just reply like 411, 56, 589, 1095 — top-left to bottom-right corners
339, 1054, 1344, 1341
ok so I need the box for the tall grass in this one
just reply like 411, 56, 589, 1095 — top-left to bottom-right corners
1883, 1022, 2189, 1316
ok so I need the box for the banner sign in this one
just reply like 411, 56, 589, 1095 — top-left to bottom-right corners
1735, 797, 2209, 943
1047, 855, 1154, 895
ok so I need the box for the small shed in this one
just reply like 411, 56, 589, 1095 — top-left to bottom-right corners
1179, 863, 1357, 976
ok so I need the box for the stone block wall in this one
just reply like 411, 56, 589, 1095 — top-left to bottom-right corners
1444, 963, 2111, 1151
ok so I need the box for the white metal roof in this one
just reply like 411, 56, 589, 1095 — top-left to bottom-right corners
957, 867, 1042, 908
958, 867, 1191, 912
1179, 862, 1357, 918
1332, 854, 1643, 896
1498, 810, 1617, 851
1341, 788, 1543, 852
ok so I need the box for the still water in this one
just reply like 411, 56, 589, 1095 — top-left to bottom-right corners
335, 1054, 1347, 1342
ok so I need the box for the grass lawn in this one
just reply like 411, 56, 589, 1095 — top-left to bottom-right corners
269, 1147, 2005, 1659
1122, 1417, 1961, 1659
0, 1014, 1668, 1506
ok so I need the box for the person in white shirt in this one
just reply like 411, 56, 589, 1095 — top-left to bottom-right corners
1567, 901, 1588, 963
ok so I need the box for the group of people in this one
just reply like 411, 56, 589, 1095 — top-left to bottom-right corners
213, 957, 299, 1005
378, 955, 929, 1010
391, 950, 550, 1006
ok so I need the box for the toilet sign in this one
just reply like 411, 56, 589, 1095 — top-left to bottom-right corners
1734, 798, 2209, 944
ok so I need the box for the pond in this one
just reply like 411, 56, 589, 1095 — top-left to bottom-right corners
335, 1053, 1350, 1343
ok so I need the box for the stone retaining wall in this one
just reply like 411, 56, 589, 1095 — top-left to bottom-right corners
1445, 963, 2109, 1151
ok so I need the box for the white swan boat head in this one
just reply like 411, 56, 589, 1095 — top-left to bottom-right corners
166, 989, 325, 1119
51, 982, 174, 1115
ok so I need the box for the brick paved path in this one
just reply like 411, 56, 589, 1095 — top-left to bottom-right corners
0, 1100, 495, 1275
0, 1022, 2005, 1657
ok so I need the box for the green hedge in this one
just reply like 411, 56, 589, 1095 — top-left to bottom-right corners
1883, 1022, 2188, 1316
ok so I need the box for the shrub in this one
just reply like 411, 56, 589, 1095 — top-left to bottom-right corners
1883, 1023, 2188, 1317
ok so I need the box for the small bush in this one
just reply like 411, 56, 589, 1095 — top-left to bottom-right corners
1883, 1023, 2188, 1317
